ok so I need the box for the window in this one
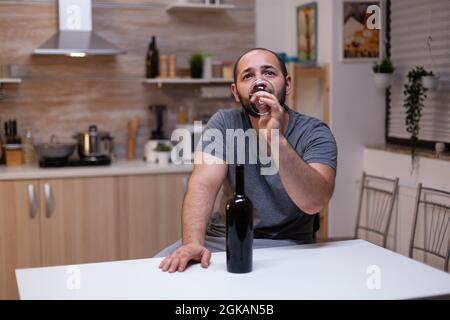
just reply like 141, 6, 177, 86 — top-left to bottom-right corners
387, 0, 450, 147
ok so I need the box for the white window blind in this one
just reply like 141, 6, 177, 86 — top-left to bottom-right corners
388, 0, 450, 143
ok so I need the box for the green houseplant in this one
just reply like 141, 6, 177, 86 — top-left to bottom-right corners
189, 53, 204, 79
373, 57, 395, 89
403, 66, 431, 164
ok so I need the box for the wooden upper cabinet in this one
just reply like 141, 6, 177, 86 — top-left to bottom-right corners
0, 180, 41, 300
119, 173, 189, 260
38, 177, 120, 267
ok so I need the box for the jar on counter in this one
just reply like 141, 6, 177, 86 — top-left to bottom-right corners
222, 61, 233, 80
212, 60, 223, 78
5, 144, 23, 166
22, 128, 36, 164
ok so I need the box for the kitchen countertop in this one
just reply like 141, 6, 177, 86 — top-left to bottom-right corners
16, 240, 450, 300
0, 160, 193, 181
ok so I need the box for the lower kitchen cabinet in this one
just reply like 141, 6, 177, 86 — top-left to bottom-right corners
38, 177, 120, 267
118, 173, 189, 260
0, 176, 120, 299
0, 180, 41, 299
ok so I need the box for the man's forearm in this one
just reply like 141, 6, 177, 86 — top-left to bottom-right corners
181, 177, 218, 245
272, 136, 333, 214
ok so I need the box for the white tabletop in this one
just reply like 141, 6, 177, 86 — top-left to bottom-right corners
16, 240, 450, 300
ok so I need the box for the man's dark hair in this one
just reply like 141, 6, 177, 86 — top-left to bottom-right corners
233, 48, 288, 83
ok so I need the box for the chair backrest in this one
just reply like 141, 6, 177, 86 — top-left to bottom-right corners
355, 172, 399, 248
409, 184, 450, 272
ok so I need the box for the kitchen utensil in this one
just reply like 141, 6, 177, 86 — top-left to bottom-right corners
149, 105, 167, 140
39, 155, 111, 168
4, 119, 21, 144
73, 125, 114, 160
35, 135, 76, 160
127, 117, 140, 160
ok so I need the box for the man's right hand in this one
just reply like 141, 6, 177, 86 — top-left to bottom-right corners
158, 243, 212, 273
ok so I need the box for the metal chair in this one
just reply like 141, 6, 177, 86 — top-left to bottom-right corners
409, 184, 450, 272
354, 172, 399, 248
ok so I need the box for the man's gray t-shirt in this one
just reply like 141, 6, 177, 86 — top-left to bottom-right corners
201, 107, 337, 242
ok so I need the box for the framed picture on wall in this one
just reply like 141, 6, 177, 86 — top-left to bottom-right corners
342, 0, 383, 62
297, 2, 318, 65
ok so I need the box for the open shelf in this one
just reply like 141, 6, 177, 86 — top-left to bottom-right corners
166, 3, 235, 12
0, 78, 22, 84
143, 77, 233, 88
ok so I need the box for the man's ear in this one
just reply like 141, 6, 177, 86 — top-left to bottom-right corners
231, 83, 241, 103
285, 75, 292, 96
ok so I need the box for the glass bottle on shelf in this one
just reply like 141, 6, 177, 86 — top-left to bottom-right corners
146, 36, 160, 78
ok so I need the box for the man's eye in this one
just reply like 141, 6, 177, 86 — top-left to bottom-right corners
242, 74, 252, 80
265, 71, 275, 76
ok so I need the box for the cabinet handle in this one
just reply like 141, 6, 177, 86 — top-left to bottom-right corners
182, 176, 189, 193
27, 184, 39, 219
44, 183, 54, 218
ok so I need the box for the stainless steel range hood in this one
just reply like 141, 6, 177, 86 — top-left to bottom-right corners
34, 0, 126, 56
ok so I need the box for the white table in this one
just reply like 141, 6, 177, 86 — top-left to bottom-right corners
16, 240, 450, 300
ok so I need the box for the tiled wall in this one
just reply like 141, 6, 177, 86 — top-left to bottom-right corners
0, 0, 255, 159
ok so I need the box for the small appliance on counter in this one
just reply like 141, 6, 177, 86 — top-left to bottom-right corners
144, 105, 170, 163
73, 125, 114, 161
36, 125, 114, 168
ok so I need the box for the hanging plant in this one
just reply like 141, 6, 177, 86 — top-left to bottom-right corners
403, 66, 431, 166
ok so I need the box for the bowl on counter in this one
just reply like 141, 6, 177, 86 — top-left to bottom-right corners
34, 135, 76, 160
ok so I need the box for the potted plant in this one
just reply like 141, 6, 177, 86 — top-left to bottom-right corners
154, 143, 172, 165
373, 57, 395, 89
403, 66, 430, 165
421, 70, 440, 90
189, 53, 204, 79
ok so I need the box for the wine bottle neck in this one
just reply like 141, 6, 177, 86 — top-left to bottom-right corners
150, 37, 156, 49
235, 165, 245, 195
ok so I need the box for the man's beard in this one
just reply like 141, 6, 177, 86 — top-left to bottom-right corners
237, 83, 287, 118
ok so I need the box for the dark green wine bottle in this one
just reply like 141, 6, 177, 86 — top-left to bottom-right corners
226, 164, 253, 273
146, 36, 159, 78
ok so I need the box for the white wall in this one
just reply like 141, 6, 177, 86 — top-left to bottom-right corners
255, 0, 386, 237
256, 0, 332, 65
255, 0, 289, 53
328, 0, 385, 237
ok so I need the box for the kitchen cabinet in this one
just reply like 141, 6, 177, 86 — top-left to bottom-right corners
0, 177, 119, 299
38, 177, 120, 267
0, 180, 41, 299
119, 173, 189, 260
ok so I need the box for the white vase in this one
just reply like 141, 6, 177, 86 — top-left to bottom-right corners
373, 73, 393, 89
144, 139, 169, 163
421, 75, 440, 90
156, 151, 171, 165
203, 56, 212, 79
435, 142, 446, 155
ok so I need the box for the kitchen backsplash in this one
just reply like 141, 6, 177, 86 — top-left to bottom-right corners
0, 0, 254, 160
